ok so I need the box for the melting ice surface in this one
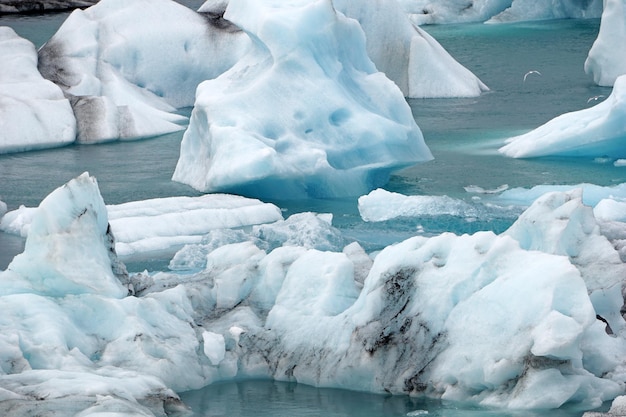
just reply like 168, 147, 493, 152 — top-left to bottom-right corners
2, 6, 626, 417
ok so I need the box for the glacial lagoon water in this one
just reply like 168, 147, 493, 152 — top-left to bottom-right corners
0, 7, 620, 417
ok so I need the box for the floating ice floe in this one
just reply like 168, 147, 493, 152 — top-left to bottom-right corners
107, 194, 283, 257
173, 0, 433, 199
585, 0, 626, 87
2, 173, 626, 415
358, 188, 479, 222
499, 74, 626, 158
0, 27, 76, 154
37, 0, 249, 143
400, 0, 602, 25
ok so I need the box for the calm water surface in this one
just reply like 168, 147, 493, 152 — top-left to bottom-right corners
179, 380, 604, 417
0, 9, 618, 416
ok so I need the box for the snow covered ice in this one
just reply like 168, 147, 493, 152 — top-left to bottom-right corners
499, 74, 626, 159
173, 0, 433, 199
0, 27, 75, 154
2, 171, 626, 415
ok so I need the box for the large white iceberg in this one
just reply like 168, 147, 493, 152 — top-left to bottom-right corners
0, 27, 76, 154
37, 0, 249, 143
400, 0, 602, 25
173, 0, 433, 199
585, 0, 626, 87
499, 74, 626, 158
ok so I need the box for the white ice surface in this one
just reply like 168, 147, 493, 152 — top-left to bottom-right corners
2, 173, 626, 416
358, 188, 479, 222
585, 0, 626, 87
499, 74, 626, 159
399, 0, 602, 25
173, 0, 432, 199
503, 189, 626, 334
0, 27, 76, 154
37, 0, 249, 143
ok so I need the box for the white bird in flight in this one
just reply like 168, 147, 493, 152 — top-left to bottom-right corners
587, 95, 605, 103
523, 70, 541, 82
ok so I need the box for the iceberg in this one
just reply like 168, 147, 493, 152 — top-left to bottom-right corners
358, 188, 479, 222
37, 0, 249, 143
173, 0, 433, 199
399, 0, 602, 25
585, 0, 626, 87
0, 27, 76, 154
499, 74, 626, 158
1, 173, 626, 415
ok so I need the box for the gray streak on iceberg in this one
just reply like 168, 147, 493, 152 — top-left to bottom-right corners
37, 0, 249, 143
173, 0, 433, 199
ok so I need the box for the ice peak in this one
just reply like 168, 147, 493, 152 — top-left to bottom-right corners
2, 173, 129, 298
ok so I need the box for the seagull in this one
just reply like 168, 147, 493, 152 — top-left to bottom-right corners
523, 70, 541, 82
587, 94, 605, 103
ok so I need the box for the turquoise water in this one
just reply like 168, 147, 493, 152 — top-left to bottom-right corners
0, 8, 619, 416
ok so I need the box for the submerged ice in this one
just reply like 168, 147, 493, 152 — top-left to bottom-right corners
2, 171, 626, 415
